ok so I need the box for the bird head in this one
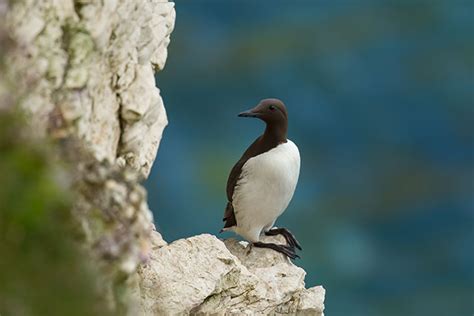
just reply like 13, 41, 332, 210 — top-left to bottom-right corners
238, 98, 288, 125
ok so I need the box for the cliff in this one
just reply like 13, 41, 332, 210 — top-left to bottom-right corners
1, 0, 325, 314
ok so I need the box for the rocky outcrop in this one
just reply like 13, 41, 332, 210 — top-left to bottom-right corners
4, 0, 175, 312
6, 0, 174, 177
3, 0, 325, 314
139, 233, 325, 315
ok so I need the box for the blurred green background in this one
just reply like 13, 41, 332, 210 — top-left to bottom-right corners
0, 113, 110, 316
146, 1, 474, 315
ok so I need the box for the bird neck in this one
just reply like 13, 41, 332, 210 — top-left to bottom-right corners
263, 121, 288, 145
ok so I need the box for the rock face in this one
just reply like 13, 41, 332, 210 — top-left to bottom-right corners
4, 0, 176, 312
4, 0, 325, 314
6, 0, 175, 177
139, 233, 325, 315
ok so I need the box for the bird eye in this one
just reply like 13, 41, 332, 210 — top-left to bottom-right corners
269, 105, 276, 111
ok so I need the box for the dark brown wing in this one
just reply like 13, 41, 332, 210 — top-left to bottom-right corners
225, 157, 248, 202
222, 202, 237, 228
222, 135, 279, 228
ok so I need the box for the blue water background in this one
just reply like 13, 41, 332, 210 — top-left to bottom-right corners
146, 1, 474, 315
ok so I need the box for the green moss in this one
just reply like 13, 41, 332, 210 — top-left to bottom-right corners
61, 22, 95, 88
62, 22, 94, 65
0, 112, 112, 316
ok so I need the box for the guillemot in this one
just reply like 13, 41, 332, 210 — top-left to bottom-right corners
221, 98, 302, 259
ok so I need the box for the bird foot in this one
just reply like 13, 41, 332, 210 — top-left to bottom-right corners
265, 227, 302, 251
253, 241, 300, 260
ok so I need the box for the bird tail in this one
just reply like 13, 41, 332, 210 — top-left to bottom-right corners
222, 202, 237, 229
219, 226, 232, 233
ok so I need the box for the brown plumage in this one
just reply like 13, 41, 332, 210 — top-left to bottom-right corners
223, 98, 288, 229
221, 98, 302, 260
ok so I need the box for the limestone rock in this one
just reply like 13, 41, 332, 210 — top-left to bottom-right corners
4, 0, 175, 313
139, 233, 325, 315
6, 0, 175, 177
4, 0, 326, 314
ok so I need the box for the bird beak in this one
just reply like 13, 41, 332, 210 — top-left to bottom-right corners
238, 109, 259, 118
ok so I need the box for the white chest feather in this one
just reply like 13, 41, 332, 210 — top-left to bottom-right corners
231, 140, 300, 242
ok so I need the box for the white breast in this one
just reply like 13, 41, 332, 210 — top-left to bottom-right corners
231, 140, 300, 242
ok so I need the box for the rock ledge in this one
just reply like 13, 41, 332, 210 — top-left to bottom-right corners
139, 233, 325, 315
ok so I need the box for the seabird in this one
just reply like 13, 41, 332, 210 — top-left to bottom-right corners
221, 98, 302, 259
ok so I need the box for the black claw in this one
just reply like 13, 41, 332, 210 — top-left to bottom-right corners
253, 242, 300, 260
284, 245, 300, 260
265, 228, 302, 251
286, 236, 298, 251
280, 245, 299, 260
292, 238, 303, 251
